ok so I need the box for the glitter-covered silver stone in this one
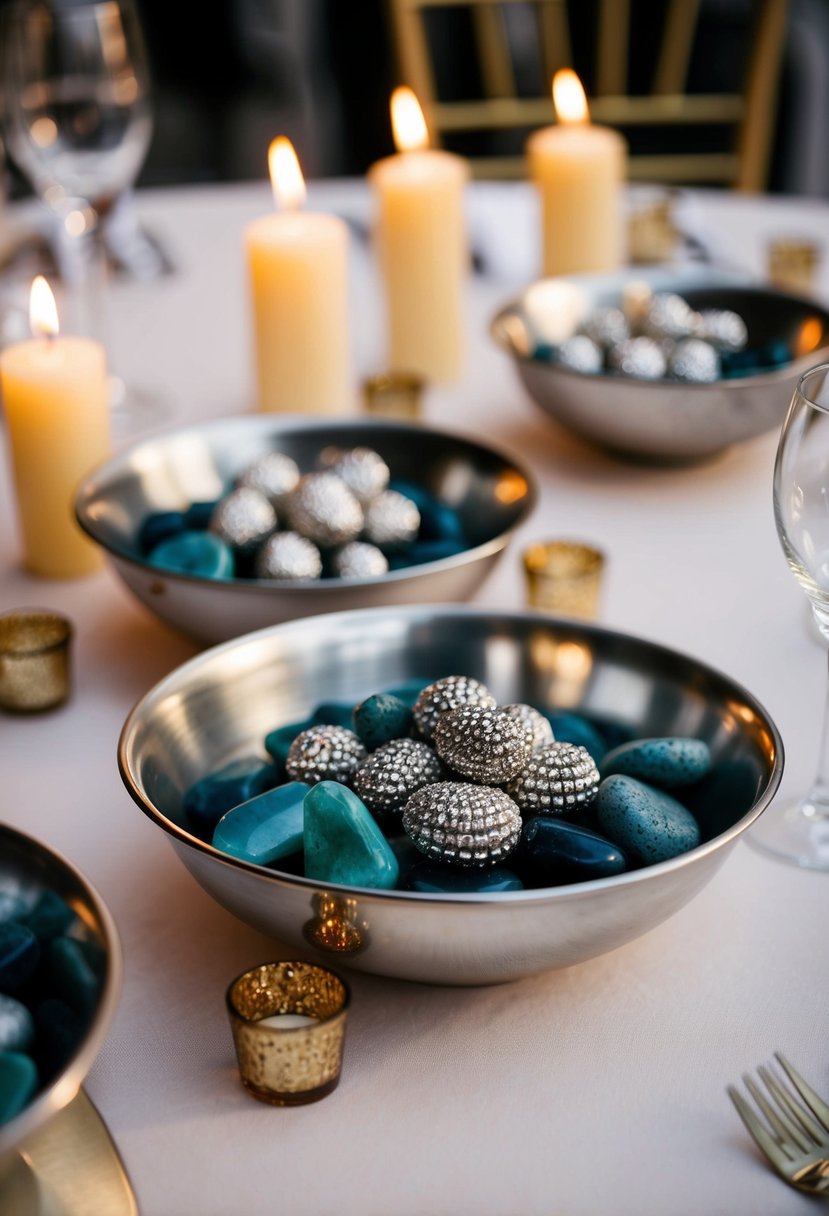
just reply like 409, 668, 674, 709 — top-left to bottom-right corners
255, 531, 322, 580
581, 306, 629, 348
500, 703, 554, 752
332, 541, 389, 579
558, 334, 603, 374
352, 738, 444, 815
237, 451, 300, 507
402, 781, 522, 868
669, 337, 720, 383
641, 292, 700, 340
433, 705, 532, 784
696, 308, 748, 352
284, 472, 364, 548
363, 490, 420, 549
504, 741, 600, 815
412, 675, 497, 741
608, 336, 667, 380
285, 724, 367, 785
208, 487, 277, 553
323, 446, 390, 505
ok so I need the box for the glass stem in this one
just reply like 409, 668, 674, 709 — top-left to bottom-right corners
806, 649, 829, 816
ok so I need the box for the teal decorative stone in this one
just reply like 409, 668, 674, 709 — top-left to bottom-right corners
34, 998, 85, 1079
0, 995, 35, 1053
0, 924, 40, 992
407, 864, 523, 893
303, 781, 400, 890
545, 712, 607, 764
183, 757, 275, 835
0, 1051, 38, 1125
600, 737, 712, 788
212, 782, 309, 865
311, 702, 357, 730
595, 775, 701, 864
521, 817, 627, 882
184, 500, 219, 530
388, 539, 466, 569
21, 890, 76, 942
148, 531, 234, 579
265, 719, 313, 769
49, 938, 101, 1019
352, 693, 413, 750
138, 510, 186, 555
0, 893, 28, 926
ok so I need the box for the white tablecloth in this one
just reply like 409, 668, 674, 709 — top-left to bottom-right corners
1, 180, 829, 1216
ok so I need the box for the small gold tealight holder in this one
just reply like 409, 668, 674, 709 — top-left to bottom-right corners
226, 961, 350, 1106
767, 237, 821, 295
0, 609, 72, 713
627, 189, 679, 265
361, 371, 424, 420
523, 541, 605, 620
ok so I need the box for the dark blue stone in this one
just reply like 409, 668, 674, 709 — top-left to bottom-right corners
600, 737, 712, 789
596, 775, 701, 864
352, 693, 413, 749
521, 817, 627, 882
311, 702, 357, 729
21, 890, 76, 942
388, 479, 466, 544
0, 1051, 38, 1125
49, 938, 102, 1019
407, 864, 524, 893
533, 341, 558, 363
265, 719, 313, 769
0, 995, 35, 1053
304, 781, 399, 889
212, 782, 309, 865
137, 510, 186, 555
0, 924, 40, 993
183, 757, 275, 836
34, 998, 86, 1080
389, 539, 466, 569
184, 500, 219, 530
546, 712, 608, 764
148, 531, 234, 579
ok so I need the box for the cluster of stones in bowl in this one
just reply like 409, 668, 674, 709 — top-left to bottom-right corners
533, 281, 788, 384
136, 445, 467, 582
0, 887, 105, 1126
183, 674, 713, 895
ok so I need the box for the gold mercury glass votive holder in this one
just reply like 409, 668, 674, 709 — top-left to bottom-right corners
0, 608, 73, 713
361, 371, 424, 420
523, 541, 605, 620
226, 961, 351, 1106
767, 236, 821, 295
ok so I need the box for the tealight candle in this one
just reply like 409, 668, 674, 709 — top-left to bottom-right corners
526, 70, 626, 277
257, 1014, 318, 1030
0, 278, 110, 578
245, 137, 351, 414
369, 87, 469, 383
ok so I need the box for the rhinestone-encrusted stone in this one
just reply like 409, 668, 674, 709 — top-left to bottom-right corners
402, 781, 522, 868
352, 738, 444, 815
504, 741, 600, 815
284, 473, 364, 547
323, 446, 390, 505
433, 705, 532, 783
237, 451, 300, 507
500, 703, 555, 752
208, 487, 276, 553
285, 725, 367, 785
363, 490, 420, 548
412, 675, 497, 741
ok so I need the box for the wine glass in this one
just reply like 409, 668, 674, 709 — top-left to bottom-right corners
752, 363, 829, 869
1, 0, 160, 423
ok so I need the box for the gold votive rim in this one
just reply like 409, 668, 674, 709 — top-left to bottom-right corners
0, 608, 73, 713
226, 960, 350, 1106
523, 540, 606, 620
361, 370, 425, 420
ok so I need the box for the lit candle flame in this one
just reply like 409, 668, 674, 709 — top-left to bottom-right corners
552, 69, 589, 125
268, 136, 306, 211
29, 276, 59, 339
391, 86, 429, 153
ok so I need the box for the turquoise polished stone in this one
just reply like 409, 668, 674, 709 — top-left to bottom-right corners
304, 781, 400, 889
352, 693, 413, 750
184, 757, 275, 836
213, 782, 309, 865
0, 893, 27, 926
311, 702, 357, 729
0, 924, 40, 993
0, 1051, 38, 1125
21, 890, 76, 942
148, 531, 234, 579
546, 712, 608, 764
521, 817, 627, 882
596, 775, 701, 864
600, 737, 712, 788
407, 864, 523, 893
0, 995, 34, 1053
137, 510, 186, 555
49, 938, 101, 1019
265, 719, 313, 769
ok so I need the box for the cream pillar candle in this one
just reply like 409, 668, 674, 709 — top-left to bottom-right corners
527, 70, 627, 277
369, 87, 469, 383
0, 277, 110, 578
245, 137, 351, 414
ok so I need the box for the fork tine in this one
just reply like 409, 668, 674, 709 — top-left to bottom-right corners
759, 1065, 825, 1145
727, 1084, 793, 1172
776, 1053, 829, 1135
744, 1073, 811, 1155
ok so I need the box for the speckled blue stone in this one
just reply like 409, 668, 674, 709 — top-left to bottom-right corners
148, 531, 234, 579
0, 924, 40, 993
212, 781, 309, 865
0, 1051, 38, 1125
137, 510, 186, 555
311, 702, 357, 729
521, 817, 627, 881
545, 712, 607, 763
49, 937, 101, 1018
304, 781, 399, 890
352, 693, 413, 749
0, 894, 28, 926
184, 500, 219, 530
596, 775, 701, 864
183, 757, 275, 835
600, 737, 712, 788
265, 719, 313, 769
407, 864, 523, 893
0, 995, 34, 1053
21, 890, 76, 942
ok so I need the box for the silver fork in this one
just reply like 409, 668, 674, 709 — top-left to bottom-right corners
727, 1053, 829, 1194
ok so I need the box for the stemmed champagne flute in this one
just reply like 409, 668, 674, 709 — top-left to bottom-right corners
753, 363, 829, 869
1, 0, 158, 422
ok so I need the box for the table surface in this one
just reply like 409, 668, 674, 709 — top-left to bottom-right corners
1, 179, 829, 1216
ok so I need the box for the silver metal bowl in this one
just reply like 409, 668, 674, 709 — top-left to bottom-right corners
75, 416, 535, 645
118, 606, 783, 987
491, 267, 829, 463
0, 825, 122, 1161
